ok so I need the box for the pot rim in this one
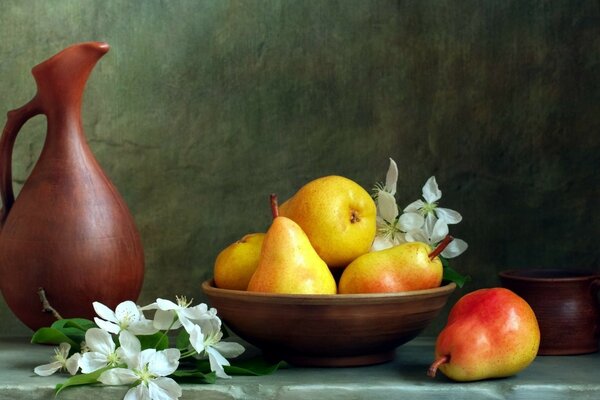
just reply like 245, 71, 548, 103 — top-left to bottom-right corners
499, 269, 600, 282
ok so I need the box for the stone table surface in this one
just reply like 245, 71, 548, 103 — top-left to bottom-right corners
1, 336, 599, 400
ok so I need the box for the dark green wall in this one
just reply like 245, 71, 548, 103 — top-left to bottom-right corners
1, 0, 598, 336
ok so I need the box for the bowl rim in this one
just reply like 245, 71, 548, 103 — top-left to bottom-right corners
202, 279, 456, 305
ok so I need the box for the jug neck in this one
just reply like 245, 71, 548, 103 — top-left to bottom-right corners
31, 42, 109, 114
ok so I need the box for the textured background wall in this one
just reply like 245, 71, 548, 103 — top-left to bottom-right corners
0, 0, 598, 337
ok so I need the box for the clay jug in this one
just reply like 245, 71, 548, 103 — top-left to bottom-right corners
0, 42, 144, 330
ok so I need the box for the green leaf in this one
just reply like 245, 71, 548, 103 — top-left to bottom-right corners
443, 265, 471, 288
55, 367, 110, 395
195, 356, 285, 376
224, 356, 285, 376
138, 332, 169, 350
51, 318, 96, 332
171, 369, 217, 384
31, 328, 78, 349
176, 329, 190, 351
42, 318, 97, 348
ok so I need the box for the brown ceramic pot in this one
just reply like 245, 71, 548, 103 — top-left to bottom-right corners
499, 269, 600, 355
0, 43, 144, 330
202, 279, 456, 367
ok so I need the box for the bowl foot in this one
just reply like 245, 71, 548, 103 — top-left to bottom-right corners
266, 350, 396, 367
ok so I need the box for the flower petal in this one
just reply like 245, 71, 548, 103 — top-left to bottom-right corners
80, 352, 108, 374
129, 319, 159, 336
403, 199, 424, 213
211, 341, 245, 358
149, 377, 182, 400
424, 213, 437, 236
140, 302, 159, 311
207, 347, 230, 379
435, 207, 462, 224
94, 317, 120, 335
58, 342, 71, 357
441, 238, 468, 258
398, 212, 424, 231
180, 304, 209, 321
118, 330, 142, 368
153, 310, 179, 330
430, 219, 449, 244
93, 302, 118, 323
188, 325, 206, 354
65, 353, 81, 375
405, 229, 427, 243
422, 176, 441, 203
115, 301, 142, 322
99, 368, 139, 385
377, 191, 399, 222
139, 349, 158, 371
384, 158, 398, 195
85, 328, 115, 355
34, 361, 62, 376
124, 384, 150, 400
156, 298, 179, 311
148, 349, 180, 377
370, 236, 394, 251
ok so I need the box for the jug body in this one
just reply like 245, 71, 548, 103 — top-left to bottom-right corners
0, 42, 144, 330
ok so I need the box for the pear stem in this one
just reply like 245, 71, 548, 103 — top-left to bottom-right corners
270, 193, 279, 219
427, 355, 450, 378
429, 235, 454, 260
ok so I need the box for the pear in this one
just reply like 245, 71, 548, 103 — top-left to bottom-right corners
279, 175, 376, 268
247, 196, 337, 295
428, 288, 540, 382
338, 239, 452, 294
213, 233, 265, 290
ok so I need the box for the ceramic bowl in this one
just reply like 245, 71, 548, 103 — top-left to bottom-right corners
202, 280, 456, 367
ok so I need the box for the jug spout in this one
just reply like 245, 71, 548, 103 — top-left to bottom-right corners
31, 42, 110, 111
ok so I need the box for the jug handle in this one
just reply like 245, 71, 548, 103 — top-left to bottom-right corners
0, 97, 42, 226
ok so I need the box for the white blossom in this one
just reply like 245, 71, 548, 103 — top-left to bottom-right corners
403, 176, 463, 227
93, 301, 157, 336
98, 332, 182, 400
188, 316, 245, 379
371, 158, 424, 250
34, 342, 81, 376
142, 296, 215, 333
406, 214, 468, 258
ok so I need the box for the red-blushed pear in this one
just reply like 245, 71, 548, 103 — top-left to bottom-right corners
278, 175, 376, 268
428, 288, 540, 382
213, 233, 265, 290
247, 195, 337, 295
337, 237, 453, 294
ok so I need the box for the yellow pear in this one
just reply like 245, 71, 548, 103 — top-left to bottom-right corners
247, 216, 337, 295
213, 233, 265, 290
338, 241, 443, 294
279, 175, 376, 268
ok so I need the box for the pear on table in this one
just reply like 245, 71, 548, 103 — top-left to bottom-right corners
428, 287, 540, 382
338, 236, 453, 294
279, 175, 376, 268
247, 195, 337, 295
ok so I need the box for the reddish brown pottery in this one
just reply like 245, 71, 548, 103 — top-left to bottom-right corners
202, 279, 456, 367
0, 42, 144, 330
499, 269, 600, 355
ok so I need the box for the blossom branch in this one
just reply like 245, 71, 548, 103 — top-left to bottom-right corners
37, 287, 63, 320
